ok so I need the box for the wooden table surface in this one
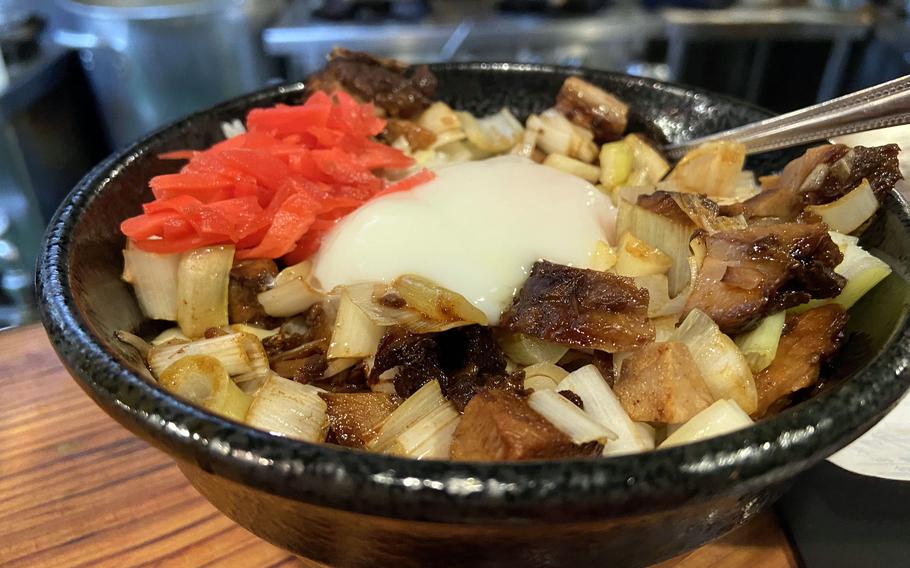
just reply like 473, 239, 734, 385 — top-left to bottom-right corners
0, 324, 799, 568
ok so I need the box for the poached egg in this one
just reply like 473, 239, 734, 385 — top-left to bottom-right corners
312, 155, 617, 321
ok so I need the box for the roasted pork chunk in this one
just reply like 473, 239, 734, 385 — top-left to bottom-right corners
728, 144, 901, 220
685, 223, 845, 334
555, 76, 629, 143
501, 260, 655, 352
615, 341, 714, 423
322, 392, 401, 448
754, 304, 847, 417
306, 48, 437, 118
450, 389, 593, 460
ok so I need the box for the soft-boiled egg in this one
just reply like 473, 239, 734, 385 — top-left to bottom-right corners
312, 155, 617, 322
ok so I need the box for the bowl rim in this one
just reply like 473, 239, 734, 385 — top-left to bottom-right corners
37, 62, 910, 524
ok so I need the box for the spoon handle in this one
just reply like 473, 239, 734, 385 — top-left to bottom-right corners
663, 75, 910, 160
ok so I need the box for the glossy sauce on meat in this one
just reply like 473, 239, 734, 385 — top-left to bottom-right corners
685, 223, 844, 334
501, 260, 654, 352
450, 389, 596, 461
754, 304, 848, 417
306, 48, 436, 118
729, 144, 902, 220
554, 76, 629, 143
370, 325, 513, 410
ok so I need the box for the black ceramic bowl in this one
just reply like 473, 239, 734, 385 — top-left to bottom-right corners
38, 64, 910, 568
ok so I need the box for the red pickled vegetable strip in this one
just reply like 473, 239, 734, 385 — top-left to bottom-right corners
121, 90, 432, 260
236, 192, 317, 260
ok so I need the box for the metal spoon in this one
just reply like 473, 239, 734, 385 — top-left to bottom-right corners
662, 75, 910, 160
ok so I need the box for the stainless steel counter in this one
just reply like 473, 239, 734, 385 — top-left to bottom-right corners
264, 2, 873, 102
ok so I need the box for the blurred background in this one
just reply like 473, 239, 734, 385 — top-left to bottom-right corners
0, 0, 908, 328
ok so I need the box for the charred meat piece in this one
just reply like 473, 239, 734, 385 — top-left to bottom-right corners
614, 341, 714, 423
501, 260, 654, 352
669, 192, 747, 233
268, 338, 327, 382
306, 48, 437, 118
436, 325, 510, 410
262, 304, 333, 358
305, 360, 369, 393
559, 390, 585, 409
808, 144, 902, 204
450, 389, 595, 460
727, 145, 848, 219
371, 326, 447, 398
754, 304, 847, 417
383, 119, 437, 150
554, 76, 628, 143
638, 191, 746, 233
370, 325, 512, 409
558, 350, 615, 386
685, 223, 845, 334
265, 304, 343, 384
228, 259, 280, 328
729, 144, 901, 220
322, 392, 401, 448
289, 353, 328, 384
636, 191, 692, 226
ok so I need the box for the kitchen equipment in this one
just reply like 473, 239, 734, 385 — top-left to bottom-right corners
663, 74, 910, 159
53, 0, 285, 147
37, 64, 910, 567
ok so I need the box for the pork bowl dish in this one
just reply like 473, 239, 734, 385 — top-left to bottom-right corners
112, 50, 902, 462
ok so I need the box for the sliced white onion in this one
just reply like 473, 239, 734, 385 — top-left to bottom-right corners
805, 179, 878, 234
673, 309, 757, 414
245, 374, 328, 442
528, 389, 617, 444
558, 365, 654, 456
659, 399, 753, 448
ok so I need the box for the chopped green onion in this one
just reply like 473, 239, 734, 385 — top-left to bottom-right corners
457, 108, 524, 154
624, 133, 670, 186
616, 197, 694, 296
498, 332, 568, 366
527, 389, 617, 444
328, 290, 384, 359
274, 260, 311, 287
659, 399, 753, 448
599, 140, 633, 190
257, 276, 323, 318
805, 179, 878, 234
148, 332, 269, 389
159, 355, 251, 421
673, 309, 757, 414
615, 232, 673, 277
524, 374, 560, 392
542, 153, 600, 183
523, 362, 570, 384
245, 374, 328, 442
735, 312, 786, 373
122, 242, 180, 321
176, 245, 234, 338
558, 365, 654, 456
367, 380, 447, 452
387, 402, 460, 458
408, 416, 461, 460
791, 232, 892, 313
417, 101, 462, 135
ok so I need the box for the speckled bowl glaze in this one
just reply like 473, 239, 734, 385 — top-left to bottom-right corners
38, 64, 910, 568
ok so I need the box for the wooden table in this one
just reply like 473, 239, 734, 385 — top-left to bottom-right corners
0, 324, 799, 567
